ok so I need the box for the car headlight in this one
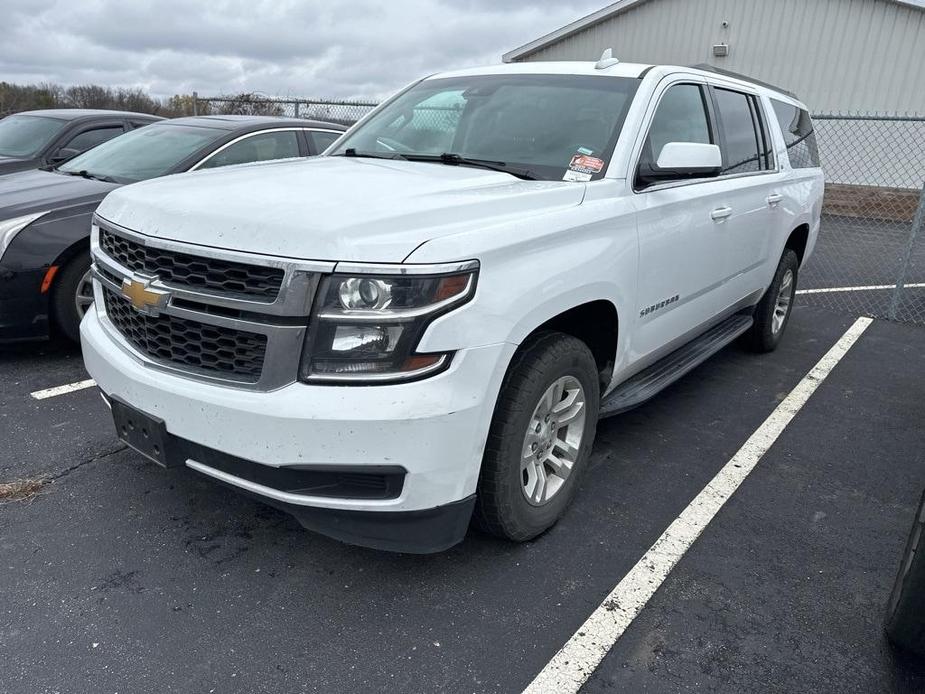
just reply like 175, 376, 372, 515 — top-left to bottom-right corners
0, 211, 50, 262
299, 262, 478, 384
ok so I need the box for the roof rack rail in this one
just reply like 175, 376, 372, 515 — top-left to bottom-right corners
689, 64, 798, 99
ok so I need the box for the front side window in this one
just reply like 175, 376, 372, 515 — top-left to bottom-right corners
713, 88, 762, 174
0, 114, 68, 158
771, 100, 820, 168
58, 123, 226, 183
330, 74, 640, 181
62, 126, 125, 154
199, 130, 301, 169
639, 83, 712, 170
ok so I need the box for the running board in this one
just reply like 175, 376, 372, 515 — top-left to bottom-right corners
599, 314, 753, 418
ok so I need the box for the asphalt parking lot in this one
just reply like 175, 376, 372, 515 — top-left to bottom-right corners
3, 305, 924, 693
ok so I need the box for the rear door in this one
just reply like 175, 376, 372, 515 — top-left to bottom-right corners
706, 84, 783, 301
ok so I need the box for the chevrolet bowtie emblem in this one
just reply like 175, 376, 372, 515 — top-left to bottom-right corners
121, 277, 169, 315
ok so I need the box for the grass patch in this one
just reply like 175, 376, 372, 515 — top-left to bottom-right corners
0, 478, 47, 502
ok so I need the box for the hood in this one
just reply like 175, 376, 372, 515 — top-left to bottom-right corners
0, 169, 119, 220
0, 156, 35, 177
96, 156, 586, 263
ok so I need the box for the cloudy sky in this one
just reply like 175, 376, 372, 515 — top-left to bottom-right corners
2, 0, 608, 100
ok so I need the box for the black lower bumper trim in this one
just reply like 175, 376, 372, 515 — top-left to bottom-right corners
275, 494, 476, 554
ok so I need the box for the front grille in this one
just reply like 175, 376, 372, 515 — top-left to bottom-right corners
100, 228, 284, 300
103, 287, 267, 382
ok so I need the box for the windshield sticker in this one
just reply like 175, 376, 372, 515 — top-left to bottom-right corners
576, 146, 594, 156
563, 169, 593, 182
569, 154, 605, 175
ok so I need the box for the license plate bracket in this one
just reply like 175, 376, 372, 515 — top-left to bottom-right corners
110, 397, 179, 468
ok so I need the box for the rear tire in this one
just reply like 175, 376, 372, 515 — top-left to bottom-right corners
885, 490, 925, 656
473, 332, 600, 542
52, 253, 92, 343
744, 249, 799, 353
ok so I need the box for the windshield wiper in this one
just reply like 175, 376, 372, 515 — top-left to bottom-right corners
59, 169, 117, 183
401, 153, 538, 180
339, 148, 407, 161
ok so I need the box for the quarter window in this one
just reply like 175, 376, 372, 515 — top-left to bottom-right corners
200, 131, 301, 169
713, 88, 762, 174
308, 130, 341, 153
771, 100, 820, 168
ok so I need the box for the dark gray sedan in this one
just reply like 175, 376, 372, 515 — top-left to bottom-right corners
0, 115, 347, 342
0, 109, 162, 175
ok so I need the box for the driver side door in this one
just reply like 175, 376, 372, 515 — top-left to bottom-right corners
629, 79, 736, 364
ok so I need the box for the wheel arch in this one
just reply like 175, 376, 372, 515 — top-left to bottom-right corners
785, 223, 810, 266
516, 298, 620, 389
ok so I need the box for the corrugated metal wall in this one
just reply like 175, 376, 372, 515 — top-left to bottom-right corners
517, 0, 925, 114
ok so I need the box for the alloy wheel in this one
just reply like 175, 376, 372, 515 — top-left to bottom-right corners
520, 375, 587, 506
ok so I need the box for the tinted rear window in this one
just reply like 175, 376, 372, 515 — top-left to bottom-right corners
771, 100, 820, 168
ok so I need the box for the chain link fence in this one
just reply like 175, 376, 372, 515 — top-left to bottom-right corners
801, 114, 925, 325
193, 94, 378, 126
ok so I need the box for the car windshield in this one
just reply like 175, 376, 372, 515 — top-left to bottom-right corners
58, 123, 226, 183
0, 114, 68, 158
330, 73, 640, 181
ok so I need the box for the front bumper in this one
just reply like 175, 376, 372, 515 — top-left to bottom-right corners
81, 309, 513, 551
0, 265, 49, 342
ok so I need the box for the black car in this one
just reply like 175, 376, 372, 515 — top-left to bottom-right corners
0, 115, 347, 342
0, 109, 163, 175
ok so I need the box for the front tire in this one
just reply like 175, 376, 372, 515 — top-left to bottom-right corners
885, 490, 925, 656
52, 253, 93, 343
744, 249, 799, 353
473, 332, 600, 542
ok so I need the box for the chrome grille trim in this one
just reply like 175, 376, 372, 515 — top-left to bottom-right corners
91, 215, 330, 390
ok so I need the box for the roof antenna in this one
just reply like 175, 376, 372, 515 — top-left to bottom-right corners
595, 48, 620, 69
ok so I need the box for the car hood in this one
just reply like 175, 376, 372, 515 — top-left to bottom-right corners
96, 156, 586, 263
0, 169, 119, 220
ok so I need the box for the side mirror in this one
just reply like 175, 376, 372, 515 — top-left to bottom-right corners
638, 142, 722, 186
48, 147, 81, 164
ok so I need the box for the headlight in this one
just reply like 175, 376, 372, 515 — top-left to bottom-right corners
0, 211, 50, 262
299, 261, 478, 384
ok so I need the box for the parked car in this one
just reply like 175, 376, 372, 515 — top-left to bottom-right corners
0, 115, 346, 342
81, 57, 823, 552
0, 109, 162, 176
885, 488, 925, 656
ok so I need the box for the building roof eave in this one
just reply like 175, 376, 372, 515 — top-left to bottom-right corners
502, 0, 925, 62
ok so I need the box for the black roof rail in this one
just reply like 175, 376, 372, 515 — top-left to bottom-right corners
689, 64, 799, 100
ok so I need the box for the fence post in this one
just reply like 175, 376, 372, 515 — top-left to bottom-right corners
888, 179, 925, 320
192, 91, 198, 116
294, 101, 300, 119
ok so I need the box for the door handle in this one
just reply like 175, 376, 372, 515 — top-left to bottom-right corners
710, 206, 733, 221
767, 193, 783, 206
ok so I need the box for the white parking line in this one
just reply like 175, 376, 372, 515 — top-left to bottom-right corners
523, 316, 874, 694
798, 282, 925, 295
30, 379, 97, 400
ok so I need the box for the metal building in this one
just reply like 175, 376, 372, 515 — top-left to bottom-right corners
503, 0, 925, 115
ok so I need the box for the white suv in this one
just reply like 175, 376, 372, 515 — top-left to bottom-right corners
81, 58, 823, 553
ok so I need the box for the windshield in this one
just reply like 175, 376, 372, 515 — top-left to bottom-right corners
330, 74, 639, 181
0, 114, 68, 158
59, 123, 226, 183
